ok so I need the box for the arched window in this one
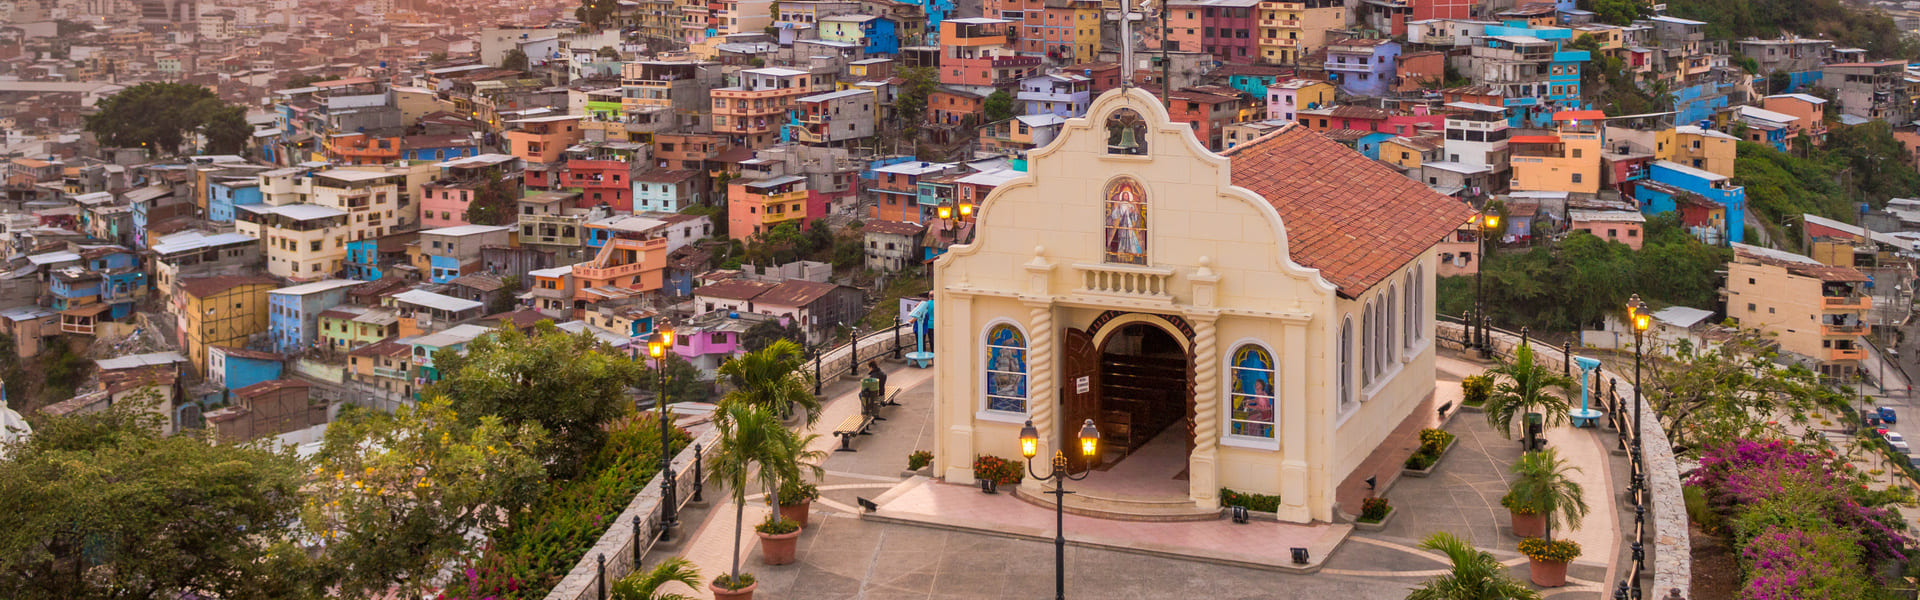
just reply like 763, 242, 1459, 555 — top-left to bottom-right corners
1229, 345, 1276, 438
1404, 272, 1415, 348
1413, 265, 1425, 343
1361, 303, 1374, 385
1105, 108, 1148, 155
1340, 316, 1354, 407
984, 323, 1029, 413
1104, 178, 1148, 265
1385, 287, 1397, 364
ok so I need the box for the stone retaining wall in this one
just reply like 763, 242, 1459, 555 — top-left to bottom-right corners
1438, 321, 1690, 599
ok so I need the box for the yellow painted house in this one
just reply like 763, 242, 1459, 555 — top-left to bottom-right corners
1657, 125, 1738, 178
172, 275, 280, 376
1509, 110, 1604, 195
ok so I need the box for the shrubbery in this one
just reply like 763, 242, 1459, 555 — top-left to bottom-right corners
1219, 488, 1282, 513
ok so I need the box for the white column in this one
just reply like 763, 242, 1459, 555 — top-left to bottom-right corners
1280, 319, 1312, 522
940, 293, 976, 482
1188, 313, 1220, 510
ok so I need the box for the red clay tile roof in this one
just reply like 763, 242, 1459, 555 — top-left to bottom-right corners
756, 279, 847, 307
1226, 123, 1475, 298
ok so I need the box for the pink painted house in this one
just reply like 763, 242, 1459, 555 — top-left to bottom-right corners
420, 154, 521, 229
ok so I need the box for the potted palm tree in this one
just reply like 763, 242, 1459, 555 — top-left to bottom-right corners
1406, 532, 1541, 600
717, 339, 823, 426
1483, 343, 1574, 445
612, 557, 701, 600
1502, 448, 1589, 587
722, 342, 827, 532
711, 401, 787, 597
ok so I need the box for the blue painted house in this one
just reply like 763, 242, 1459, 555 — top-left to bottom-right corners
266, 280, 363, 354
1016, 72, 1092, 118
401, 135, 480, 162
208, 346, 284, 392
1217, 65, 1291, 99
1325, 38, 1400, 98
345, 239, 384, 280
1644, 160, 1746, 244
208, 180, 263, 223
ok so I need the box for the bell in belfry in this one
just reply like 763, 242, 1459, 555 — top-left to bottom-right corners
1115, 126, 1140, 153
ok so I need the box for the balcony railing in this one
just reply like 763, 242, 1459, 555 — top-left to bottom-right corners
1831, 347, 1866, 361
1260, 38, 1298, 47
372, 366, 409, 379
1823, 324, 1868, 336
1074, 263, 1175, 300
1823, 295, 1871, 310
1259, 18, 1299, 27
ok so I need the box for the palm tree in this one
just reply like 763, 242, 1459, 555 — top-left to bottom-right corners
1406, 532, 1541, 600
710, 401, 821, 586
1483, 343, 1575, 440
611, 557, 701, 600
718, 339, 823, 426
1506, 448, 1589, 542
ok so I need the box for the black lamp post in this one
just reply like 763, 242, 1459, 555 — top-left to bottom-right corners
647, 327, 679, 541
1020, 418, 1100, 600
1475, 211, 1501, 358
1628, 294, 1650, 471
893, 313, 902, 360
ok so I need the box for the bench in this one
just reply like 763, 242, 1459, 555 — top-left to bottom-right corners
834, 413, 877, 452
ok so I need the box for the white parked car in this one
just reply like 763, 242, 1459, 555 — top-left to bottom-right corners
1892, 440, 1912, 455
1888, 432, 1906, 445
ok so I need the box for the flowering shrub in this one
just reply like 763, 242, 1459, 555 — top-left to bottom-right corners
1461, 375, 1493, 405
1689, 439, 1908, 600
972, 454, 1024, 485
1418, 428, 1455, 455
1739, 524, 1867, 600
1359, 497, 1391, 522
1517, 538, 1581, 563
1220, 488, 1282, 513
1690, 439, 1909, 564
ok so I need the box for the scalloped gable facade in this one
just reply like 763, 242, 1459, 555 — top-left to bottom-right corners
931, 88, 1443, 523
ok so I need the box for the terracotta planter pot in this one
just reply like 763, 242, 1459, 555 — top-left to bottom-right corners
710, 579, 757, 600
1510, 510, 1546, 539
757, 528, 802, 565
1528, 556, 1569, 587
780, 499, 812, 529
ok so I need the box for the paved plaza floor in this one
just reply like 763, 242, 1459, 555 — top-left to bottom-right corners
647, 351, 1626, 599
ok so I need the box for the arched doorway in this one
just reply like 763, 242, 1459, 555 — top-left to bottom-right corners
1085, 321, 1193, 498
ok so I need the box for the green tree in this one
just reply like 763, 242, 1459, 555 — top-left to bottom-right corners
304, 398, 549, 597
1665, 0, 1918, 58
718, 339, 823, 424
0, 396, 323, 600
502, 49, 530, 72
983, 89, 1018, 123
464, 169, 520, 225
1581, 0, 1646, 25
612, 557, 701, 600
1482, 343, 1575, 440
1405, 532, 1542, 600
84, 82, 252, 155
894, 66, 939, 135
429, 323, 646, 472
287, 74, 329, 88
1643, 332, 1845, 455
597, 46, 621, 60
645, 349, 710, 405
576, 0, 618, 29
1503, 448, 1590, 541
428, 52, 449, 64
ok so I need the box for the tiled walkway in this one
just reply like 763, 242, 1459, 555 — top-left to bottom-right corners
650, 353, 1622, 599
869, 476, 1350, 572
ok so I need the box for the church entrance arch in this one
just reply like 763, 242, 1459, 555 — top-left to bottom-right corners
1074, 314, 1194, 498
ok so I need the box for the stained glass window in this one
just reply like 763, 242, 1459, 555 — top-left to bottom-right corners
984, 324, 1028, 413
1104, 178, 1147, 265
1229, 345, 1275, 438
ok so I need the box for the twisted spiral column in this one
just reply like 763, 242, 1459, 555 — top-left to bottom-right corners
1190, 318, 1219, 456
1189, 315, 1220, 508
1025, 304, 1055, 449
